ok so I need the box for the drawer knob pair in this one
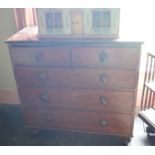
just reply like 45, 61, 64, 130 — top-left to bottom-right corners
100, 50, 107, 63
35, 52, 44, 62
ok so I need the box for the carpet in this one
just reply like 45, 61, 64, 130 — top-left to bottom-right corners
0, 104, 126, 146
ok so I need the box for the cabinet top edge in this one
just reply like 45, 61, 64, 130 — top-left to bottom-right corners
5, 26, 144, 45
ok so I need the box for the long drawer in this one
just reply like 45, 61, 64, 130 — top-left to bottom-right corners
23, 107, 131, 136
18, 86, 134, 112
10, 47, 70, 66
72, 47, 140, 68
15, 67, 136, 89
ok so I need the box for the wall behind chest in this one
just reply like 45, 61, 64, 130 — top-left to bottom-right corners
0, 9, 19, 104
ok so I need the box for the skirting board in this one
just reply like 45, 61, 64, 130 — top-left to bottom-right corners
0, 90, 20, 104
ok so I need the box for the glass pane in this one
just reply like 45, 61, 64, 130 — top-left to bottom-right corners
54, 12, 63, 28
102, 11, 111, 28
92, 11, 101, 28
45, 13, 54, 28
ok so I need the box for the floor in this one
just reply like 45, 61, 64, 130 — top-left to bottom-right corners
129, 117, 155, 146
0, 104, 155, 146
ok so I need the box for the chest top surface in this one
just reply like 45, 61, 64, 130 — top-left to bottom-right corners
6, 26, 143, 47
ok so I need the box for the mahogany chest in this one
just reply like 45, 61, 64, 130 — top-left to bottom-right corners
6, 26, 142, 139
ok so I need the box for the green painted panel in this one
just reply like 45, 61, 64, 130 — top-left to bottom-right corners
83, 8, 120, 35
37, 9, 71, 35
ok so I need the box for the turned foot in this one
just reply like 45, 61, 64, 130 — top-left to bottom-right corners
123, 138, 131, 145
26, 128, 41, 135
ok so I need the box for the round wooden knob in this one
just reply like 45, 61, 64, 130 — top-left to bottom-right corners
99, 50, 107, 63
40, 93, 49, 102
100, 74, 107, 84
44, 114, 52, 121
100, 119, 108, 127
37, 73, 47, 80
100, 96, 107, 105
35, 52, 44, 62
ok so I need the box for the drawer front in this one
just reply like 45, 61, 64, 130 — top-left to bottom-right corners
19, 87, 134, 112
10, 47, 70, 66
23, 108, 131, 136
15, 67, 136, 89
72, 47, 140, 68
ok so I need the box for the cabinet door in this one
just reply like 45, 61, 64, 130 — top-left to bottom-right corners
83, 8, 119, 37
70, 11, 83, 34
37, 9, 71, 35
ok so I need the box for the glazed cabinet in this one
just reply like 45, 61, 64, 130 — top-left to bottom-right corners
37, 8, 120, 38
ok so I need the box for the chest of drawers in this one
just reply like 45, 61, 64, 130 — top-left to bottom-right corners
6, 26, 143, 139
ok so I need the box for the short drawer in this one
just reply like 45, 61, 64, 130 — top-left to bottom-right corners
23, 108, 131, 136
10, 47, 70, 66
15, 67, 136, 89
19, 86, 134, 113
72, 47, 140, 68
